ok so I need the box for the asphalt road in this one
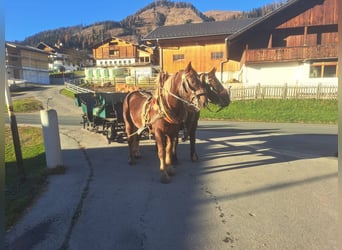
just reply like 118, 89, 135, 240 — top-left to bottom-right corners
5, 85, 338, 250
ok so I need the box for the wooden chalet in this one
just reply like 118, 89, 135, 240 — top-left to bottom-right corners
92, 37, 155, 67
6, 42, 50, 84
143, 0, 337, 86
143, 18, 258, 81
226, 0, 338, 85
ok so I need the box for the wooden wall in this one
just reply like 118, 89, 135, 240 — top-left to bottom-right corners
277, 0, 338, 28
93, 39, 137, 60
21, 50, 49, 69
274, 0, 338, 47
6, 46, 49, 70
159, 36, 239, 73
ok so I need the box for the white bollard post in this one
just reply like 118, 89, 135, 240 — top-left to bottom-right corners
40, 109, 63, 168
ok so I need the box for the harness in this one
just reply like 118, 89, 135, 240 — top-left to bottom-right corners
129, 72, 206, 137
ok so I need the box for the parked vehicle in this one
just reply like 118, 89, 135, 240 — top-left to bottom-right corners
74, 92, 127, 143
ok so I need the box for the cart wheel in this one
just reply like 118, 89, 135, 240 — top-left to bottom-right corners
82, 118, 86, 129
108, 124, 118, 143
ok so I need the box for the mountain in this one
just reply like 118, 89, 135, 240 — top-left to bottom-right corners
22, 1, 211, 50
21, 0, 286, 51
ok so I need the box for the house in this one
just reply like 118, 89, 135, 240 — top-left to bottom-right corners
143, 18, 258, 82
6, 42, 50, 84
226, 0, 338, 86
143, 0, 338, 86
37, 42, 91, 72
92, 37, 155, 67
87, 37, 157, 81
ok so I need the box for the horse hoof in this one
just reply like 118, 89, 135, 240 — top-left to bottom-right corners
166, 166, 175, 176
134, 151, 142, 158
128, 158, 136, 165
191, 154, 198, 162
160, 172, 170, 184
171, 157, 179, 165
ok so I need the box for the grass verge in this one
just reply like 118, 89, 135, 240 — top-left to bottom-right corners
59, 88, 75, 98
5, 98, 43, 113
5, 126, 65, 230
200, 99, 337, 124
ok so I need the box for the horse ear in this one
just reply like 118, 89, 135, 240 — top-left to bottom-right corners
185, 62, 192, 72
209, 67, 216, 75
199, 73, 206, 83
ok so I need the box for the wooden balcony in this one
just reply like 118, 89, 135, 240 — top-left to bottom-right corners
244, 44, 338, 64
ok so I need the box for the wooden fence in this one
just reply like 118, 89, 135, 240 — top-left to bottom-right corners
229, 83, 337, 100
65, 79, 338, 100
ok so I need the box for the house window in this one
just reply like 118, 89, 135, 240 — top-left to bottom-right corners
173, 54, 184, 61
310, 61, 337, 78
211, 52, 224, 60
109, 50, 119, 57
139, 56, 150, 63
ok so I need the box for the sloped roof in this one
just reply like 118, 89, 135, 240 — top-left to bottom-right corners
143, 18, 259, 41
6, 42, 51, 54
92, 37, 138, 49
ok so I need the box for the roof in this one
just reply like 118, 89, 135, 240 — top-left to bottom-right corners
143, 18, 259, 41
6, 42, 51, 55
36, 42, 58, 53
92, 37, 138, 49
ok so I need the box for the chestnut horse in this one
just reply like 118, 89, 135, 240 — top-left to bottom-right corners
123, 62, 208, 183
172, 67, 231, 163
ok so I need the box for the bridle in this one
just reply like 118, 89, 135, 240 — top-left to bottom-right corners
177, 72, 207, 111
157, 71, 207, 124
202, 72, 231, 112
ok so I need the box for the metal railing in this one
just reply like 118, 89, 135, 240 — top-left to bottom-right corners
65, 81, 94, 93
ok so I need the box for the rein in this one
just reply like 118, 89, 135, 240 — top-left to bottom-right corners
160, 85, 200, 111
202, 73, 231, 113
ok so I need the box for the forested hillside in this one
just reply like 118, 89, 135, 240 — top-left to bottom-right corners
20, 0, 288, 51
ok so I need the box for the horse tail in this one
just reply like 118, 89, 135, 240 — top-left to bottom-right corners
123, 91, 135, 134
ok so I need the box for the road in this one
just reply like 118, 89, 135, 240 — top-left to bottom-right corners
5, 85, 338, 250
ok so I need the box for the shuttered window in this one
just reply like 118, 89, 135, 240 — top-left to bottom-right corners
173, 54, 184, 61
211, 52, 224, 60
310, 61, 337, 78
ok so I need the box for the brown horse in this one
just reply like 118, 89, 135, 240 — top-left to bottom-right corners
123, 62, 208, 183
172, 67, 231, 163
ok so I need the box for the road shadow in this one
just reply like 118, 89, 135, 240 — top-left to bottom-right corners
6, 124, 337, 249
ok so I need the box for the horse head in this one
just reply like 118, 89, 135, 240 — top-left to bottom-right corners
180, 62, 208, 110
203, 67, 231, 109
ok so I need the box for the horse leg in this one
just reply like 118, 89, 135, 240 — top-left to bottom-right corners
189, 112, 200, 162
155, 133, 170, 184
133, 137, 141, 158
171, 135, 179, 165
189, 131, 198, 162
127, 134, 138, 165
165, 135, 175, 176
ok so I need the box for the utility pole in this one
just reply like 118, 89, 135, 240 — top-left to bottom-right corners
5, 73, 25, 182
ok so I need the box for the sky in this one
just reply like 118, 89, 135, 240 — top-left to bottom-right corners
5, 0, 278, 42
